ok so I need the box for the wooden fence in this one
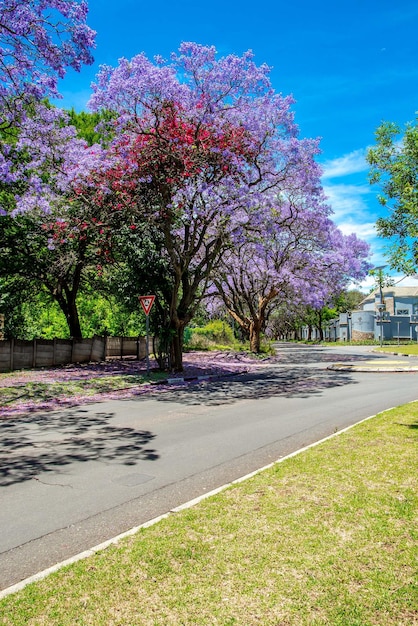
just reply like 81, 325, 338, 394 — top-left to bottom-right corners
0, 335, 153, 372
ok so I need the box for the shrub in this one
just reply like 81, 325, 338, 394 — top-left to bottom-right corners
185, 320, 235, 349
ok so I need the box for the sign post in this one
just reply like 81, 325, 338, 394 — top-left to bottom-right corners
139, 296, 155, 375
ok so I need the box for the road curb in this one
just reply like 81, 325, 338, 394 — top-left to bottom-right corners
327, 364, 418, 372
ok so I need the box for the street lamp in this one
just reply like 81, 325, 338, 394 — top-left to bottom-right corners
347, 311, 352, 342
376, 303, 386, 347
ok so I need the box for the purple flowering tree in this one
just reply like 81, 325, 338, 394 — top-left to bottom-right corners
0, 0, 95, 211
212, 213, 370, 352
83, 43, 331, 371
0, 0, 95, 121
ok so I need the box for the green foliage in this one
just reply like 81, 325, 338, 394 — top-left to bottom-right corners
189, 320, 234, 344
332, 289, 366, 312
66, 108, 115, 146
77, 292, 145, 337
0, 206, 100, 337
26, 298, 69, 339
0, 278, 146, 340
182, 320, 276, 354
0, 278, 67, 339
367, 117, 418, 273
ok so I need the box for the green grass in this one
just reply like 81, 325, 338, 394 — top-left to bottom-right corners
306, 340, 418, 354
376, 344, 418, 356
1, 403, 417, 625
0, 373, 167, 409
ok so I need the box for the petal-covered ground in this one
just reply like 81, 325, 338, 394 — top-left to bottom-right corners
0, 351, 273, 419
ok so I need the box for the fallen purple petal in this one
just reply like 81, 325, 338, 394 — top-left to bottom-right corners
0, 351, 269, 419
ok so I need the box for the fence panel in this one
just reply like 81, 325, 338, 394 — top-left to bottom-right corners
0, 336, 154, 372
0, 336, 107, 372
11, 339, 33, 370
105, 336, 151, 359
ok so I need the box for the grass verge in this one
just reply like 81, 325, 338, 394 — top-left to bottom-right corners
1, 403, 417, 625
0, 372, 167, 411
376, 344, 418, 356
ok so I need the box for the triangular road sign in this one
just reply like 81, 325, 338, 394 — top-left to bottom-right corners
139, 295, 155, 316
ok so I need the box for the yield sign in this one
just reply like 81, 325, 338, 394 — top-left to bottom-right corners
139, 295, 155, 316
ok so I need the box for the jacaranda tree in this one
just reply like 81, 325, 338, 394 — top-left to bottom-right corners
0, 0, 95, 118
0, 0, 96, 213
69, 42, 334, 371
0, 100, 115, 338
211, 211, 370, 352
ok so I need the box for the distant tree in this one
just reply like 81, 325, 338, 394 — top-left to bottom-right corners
67, 109, 115, 146
211, 218, 369, 352
367, 118, 418, 273
297, 306, 337, 342
333, 289, 366, 313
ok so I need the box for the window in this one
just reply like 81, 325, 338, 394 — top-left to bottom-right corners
396, 309, 409, 316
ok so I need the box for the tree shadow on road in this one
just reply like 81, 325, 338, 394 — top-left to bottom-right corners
139, 367, 358, 407
0, 349, 366, 487
270, 344, 387, 365
0, 409, 159, 487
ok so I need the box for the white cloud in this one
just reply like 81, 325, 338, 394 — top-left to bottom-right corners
323, 183, 373, 222
320, 148, 388, 281
321, 148, 369, 179
337, 220, 377, 239
357, 272, 418, 292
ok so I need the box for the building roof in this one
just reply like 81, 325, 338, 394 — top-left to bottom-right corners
359, 286, 418, 306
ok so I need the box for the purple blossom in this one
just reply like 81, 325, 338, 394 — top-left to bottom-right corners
0, 1, 95, 213
0, 0, 95, 112
0, 353, 256, 419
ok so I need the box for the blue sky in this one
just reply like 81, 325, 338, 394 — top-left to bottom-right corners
56, 0, 418, 288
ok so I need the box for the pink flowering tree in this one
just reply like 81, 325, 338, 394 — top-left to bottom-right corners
79, 43, 330, 371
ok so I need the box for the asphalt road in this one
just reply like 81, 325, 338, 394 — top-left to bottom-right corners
1, 343, 418, 591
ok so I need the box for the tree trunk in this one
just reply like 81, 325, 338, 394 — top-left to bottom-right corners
67, 304, 82, 338
56, 295, 82, 338
249, 319, 262, 353
170, 322, 185, 372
